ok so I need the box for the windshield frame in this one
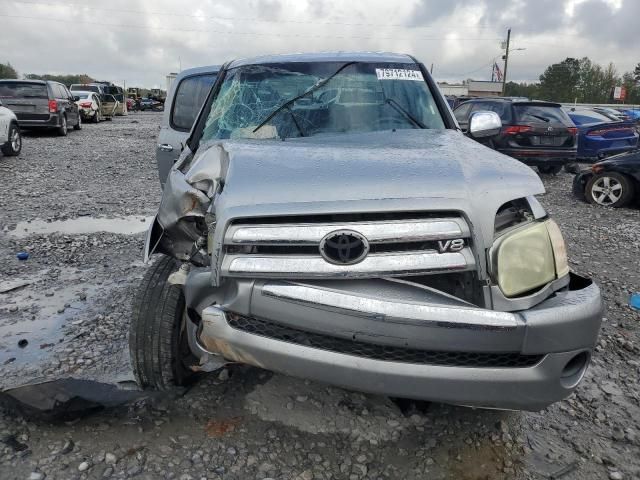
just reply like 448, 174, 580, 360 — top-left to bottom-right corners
188, 56, 456, 152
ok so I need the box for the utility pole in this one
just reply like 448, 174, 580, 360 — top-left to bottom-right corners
501, 28, 511, 95
430, 63, 434, 74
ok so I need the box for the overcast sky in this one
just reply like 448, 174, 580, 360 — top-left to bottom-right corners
0, 0, 637, 88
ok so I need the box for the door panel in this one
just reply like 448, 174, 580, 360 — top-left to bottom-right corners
100, 94, 118, 117
157, 126, 189, 187
156, 73, 217, 187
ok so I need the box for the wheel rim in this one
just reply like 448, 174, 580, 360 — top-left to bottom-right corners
78, 115, 81, 127
11, 130, 20, 151
62, 117, 67, 132
591, 176, 623, 205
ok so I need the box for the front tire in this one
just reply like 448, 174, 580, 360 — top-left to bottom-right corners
129, 255, 196, 390
93, 110, 100, 123
74, 114, 82, 130
1, 124, 22, 156
586, 173, 635, 208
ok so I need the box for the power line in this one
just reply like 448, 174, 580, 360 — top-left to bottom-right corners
4, 0, 504, 30
438, 57, 499, 77
0, 13, 503, 42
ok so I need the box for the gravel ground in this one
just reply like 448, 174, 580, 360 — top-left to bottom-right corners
0, 112, 638, 480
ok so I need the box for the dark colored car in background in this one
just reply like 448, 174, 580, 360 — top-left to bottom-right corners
592, 106, 631, 122
0, 79, 82, 136
139, 98, 163, 111
618, 108, 640, 125
573, 150, 640, 208
454, 99, 577, 174
565, 108, 638, 161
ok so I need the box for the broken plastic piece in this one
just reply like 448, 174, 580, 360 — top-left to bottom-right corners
0, 378, 150, 417
16, 251, 29, 260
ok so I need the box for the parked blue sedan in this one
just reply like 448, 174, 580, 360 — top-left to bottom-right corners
618, 108, 640, 123
565, 108, 638, 161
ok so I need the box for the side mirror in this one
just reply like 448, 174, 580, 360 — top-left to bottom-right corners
73, 95, 80, 102
469, 111, 502, 138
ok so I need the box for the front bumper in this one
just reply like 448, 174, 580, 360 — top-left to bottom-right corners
572, 170, 592, 200
190, 273, 603, 411
578, 142, 638, 160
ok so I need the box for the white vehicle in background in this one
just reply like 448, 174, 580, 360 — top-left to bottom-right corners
74, 91, 102, 123
0, 100, 21, 157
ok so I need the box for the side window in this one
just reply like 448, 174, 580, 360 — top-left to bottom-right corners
473, 102, 510, 123
454, 103, 472, 122
54, 84, 66, 99
171, 74, 217, 131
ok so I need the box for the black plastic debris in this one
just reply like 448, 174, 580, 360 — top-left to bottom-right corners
1, 434, 29, 452
0, 378, 149, 418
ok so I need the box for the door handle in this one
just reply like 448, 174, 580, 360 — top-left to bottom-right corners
158, 143, 174, 152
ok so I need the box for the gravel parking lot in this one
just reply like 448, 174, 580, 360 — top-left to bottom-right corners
0, 112, 638, 480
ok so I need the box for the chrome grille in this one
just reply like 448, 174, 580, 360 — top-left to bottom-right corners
221, 213, 475, 279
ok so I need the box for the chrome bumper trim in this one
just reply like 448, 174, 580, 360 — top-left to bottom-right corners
260, 282, 518, 330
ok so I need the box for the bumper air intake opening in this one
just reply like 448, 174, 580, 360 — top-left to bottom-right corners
226, 313, 544, 368
568, 272, 593, 291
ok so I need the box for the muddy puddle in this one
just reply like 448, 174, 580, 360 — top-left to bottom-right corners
9, 215, 153, 238
0, 268, 99, 365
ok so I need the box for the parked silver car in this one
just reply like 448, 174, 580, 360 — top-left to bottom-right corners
131, 52, 603, 411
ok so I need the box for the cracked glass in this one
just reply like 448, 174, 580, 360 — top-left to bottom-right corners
201, 62, 445, 142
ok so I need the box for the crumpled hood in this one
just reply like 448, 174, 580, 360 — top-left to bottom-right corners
216, 129, 543, 208
155, 128, 545, 267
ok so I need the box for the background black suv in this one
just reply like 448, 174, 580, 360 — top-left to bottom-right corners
0, 80, 81, 136
454, 99, 577, 174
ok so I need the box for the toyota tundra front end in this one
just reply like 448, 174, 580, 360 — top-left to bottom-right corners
130, 52, 603, 411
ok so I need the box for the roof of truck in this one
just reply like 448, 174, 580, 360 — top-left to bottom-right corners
229, 52, 416, 69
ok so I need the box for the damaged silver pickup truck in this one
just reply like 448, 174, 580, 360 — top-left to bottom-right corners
131, 52, 603, 411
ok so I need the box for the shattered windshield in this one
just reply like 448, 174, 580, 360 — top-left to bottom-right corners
200, 61, 445, 141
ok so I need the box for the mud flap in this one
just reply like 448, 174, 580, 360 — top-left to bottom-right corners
143, 216, 164, 263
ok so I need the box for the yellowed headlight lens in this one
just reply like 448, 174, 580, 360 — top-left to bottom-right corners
545, 219, 570, 278
494, 222, 556, 297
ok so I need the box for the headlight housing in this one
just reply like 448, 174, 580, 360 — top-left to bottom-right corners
491, 219, 569, 298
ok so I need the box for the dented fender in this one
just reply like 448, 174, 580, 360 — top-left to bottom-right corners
145, 143, 229, 263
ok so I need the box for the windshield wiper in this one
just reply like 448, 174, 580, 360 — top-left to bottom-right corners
252, 61, 358, 134
529, 114, 550, 122
384, 98, 426, 129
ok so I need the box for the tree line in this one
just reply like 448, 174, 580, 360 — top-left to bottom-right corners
2, 57, 639, 104
505, 57, 640, 104
0, 61, 94, 86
